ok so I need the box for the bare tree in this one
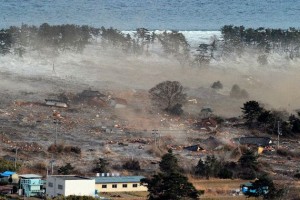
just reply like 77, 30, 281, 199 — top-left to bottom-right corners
149, 81, 186, 112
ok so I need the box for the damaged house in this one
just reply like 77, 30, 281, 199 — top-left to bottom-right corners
79, 90, 106, 98
183, 145, 204, 152
76, 89, 107, 107
193, 118, 218, 132
233, 137, 273, 154
45, 99, 68, 108
235, 137, 272, 147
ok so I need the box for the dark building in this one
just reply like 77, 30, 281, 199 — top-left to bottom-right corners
235, 137, 272, 147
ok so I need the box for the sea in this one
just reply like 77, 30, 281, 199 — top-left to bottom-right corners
1, 0, 300, 45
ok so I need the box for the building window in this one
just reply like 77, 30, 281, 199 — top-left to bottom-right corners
122, 184, 127, 188
112, 184, 117, 188
102, 185, 107, 188
58, 185, 63, 190
48, 182, 53, 187
133, 184, 138, 188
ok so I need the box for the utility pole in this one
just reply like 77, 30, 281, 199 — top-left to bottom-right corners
238, 137, 242, 155
152, 130, 159, 147
53, 118, 60, 145
14, 148, 18, 170
50, 160, 55, 175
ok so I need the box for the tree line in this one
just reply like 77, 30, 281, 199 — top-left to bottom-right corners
220, 25, 300, 64
242, 100, 300, 136
2, 24, 300, 66
0, 24, 189, 64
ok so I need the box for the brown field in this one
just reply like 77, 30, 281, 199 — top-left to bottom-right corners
99, 179, 257, 200
190, 178, 253, 200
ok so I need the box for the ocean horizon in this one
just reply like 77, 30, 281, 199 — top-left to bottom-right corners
1, 0, 300, 31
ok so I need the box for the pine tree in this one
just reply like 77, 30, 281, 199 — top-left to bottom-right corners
238, 150, 258, 170
143, 150, 200, 200
92, 158, 109, 173
159, 149, 181, 174
195, 159, 206, 177
241, 101, 264, 128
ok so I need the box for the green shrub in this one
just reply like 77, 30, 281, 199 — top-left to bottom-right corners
218, 167, 233, 179
238, 168, 256, 180
0, 158, 21, 172
48, 143, 81, 155
122, 160, 141, 171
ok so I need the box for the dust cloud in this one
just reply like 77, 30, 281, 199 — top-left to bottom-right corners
1, 44, 300, 117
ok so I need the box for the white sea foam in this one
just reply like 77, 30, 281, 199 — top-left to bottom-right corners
122, 30, 222, 48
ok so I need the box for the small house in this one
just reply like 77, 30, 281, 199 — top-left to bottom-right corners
19, 174, 45, 197
235, 137, 272, 147
200, 136, 223, 150
76, 90, 107, 107
45, 99, 68, 108
46, 175, 95, 198
94, 176, 147, 193
183, 145, 204, 152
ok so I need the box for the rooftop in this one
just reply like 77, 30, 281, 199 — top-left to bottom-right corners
45, 99, 67, 103
0, 171, 16, 177
236, 137, 272, 146
19, 174, 42, 179
49, 175, 92, 180
93, 176, 145, 184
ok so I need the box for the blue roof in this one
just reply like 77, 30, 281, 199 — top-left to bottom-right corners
93, 176, 145, 184
0, 171, 16, 177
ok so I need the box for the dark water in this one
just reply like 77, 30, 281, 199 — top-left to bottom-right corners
0, 0, 300, 30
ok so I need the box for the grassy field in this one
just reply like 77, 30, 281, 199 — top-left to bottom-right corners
99, 179, 256, 200
190, 178, 255, 200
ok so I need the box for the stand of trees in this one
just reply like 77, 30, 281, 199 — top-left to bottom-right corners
2, 24, 300, 67
241, 100, 300, 136
0, 158, 21, 172
221, 25, 300, 62
0, 24, 191, 65
194, 150, 259, 180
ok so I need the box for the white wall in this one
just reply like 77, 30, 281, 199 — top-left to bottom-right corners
65, 179, 95, 197
46, 176, 95, 197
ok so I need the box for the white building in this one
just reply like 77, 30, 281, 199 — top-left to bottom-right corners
46, 175, 95, 197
